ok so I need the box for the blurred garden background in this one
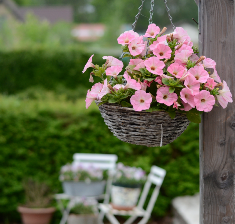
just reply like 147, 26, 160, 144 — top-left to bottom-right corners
0, 0, 199, 223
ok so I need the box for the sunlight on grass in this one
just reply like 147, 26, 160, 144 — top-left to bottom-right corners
0, 95, 98, 116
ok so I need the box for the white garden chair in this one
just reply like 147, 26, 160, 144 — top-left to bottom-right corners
98, 165, 166, 224
55, 153, 118, 224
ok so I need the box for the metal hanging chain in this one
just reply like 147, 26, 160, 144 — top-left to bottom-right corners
132, 0, 146, 31
163, 0, 176, 30
148, 0, 155, 24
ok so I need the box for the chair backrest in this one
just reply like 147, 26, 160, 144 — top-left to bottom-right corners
72, 153, 118, 171
137, 165, 166, 214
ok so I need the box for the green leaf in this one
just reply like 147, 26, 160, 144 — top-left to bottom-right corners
186, 109, 201, 123
168, 110, 176, 119
175, 84, 183, 88
169, 87, 175, 93
108, 98, 118, 103
139, 68, 145, 75
162, 78, 170, 86
121, 101, 132, 108
98, 102, 106, 106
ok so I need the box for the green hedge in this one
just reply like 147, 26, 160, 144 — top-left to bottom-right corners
0, 94, 199, 223
0, 48, 103, 94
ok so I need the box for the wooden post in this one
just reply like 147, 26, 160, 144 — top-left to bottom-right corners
198, 0, 235, 223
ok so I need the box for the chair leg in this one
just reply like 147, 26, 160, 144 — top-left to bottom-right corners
124, 215, 138, 224
105, 212, 120, 224
137, 214, 150, 224
98, 211, 106, 224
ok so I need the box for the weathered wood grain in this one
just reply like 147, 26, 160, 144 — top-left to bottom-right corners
199, 0, 235, 223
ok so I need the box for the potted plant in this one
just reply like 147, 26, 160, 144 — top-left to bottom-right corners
68, 199, 98, 224
111, 163, 146, 210
83, 23, 233, 147
60, 164, 106, 197
17, 179, 55, 224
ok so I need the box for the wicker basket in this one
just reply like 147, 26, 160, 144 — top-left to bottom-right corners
97, 103, 190, 147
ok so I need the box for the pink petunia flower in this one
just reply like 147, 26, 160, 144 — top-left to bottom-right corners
144, 80, 153, 87
194, 90, 215, 112
167, 63, 186, 79
129, 59, 143, 66
203, 58, 216, 69
190, 54, 200, 63
123, 73, 141, 90
205, 78, 217, 90
129, 38, 145, 56
141, 82, 148, 91
113, 84, 125, 91
180, 88, 196, 107
106, 66, 122, 78
153, 44, 172, 60
130, 90, 152, 111
144, 57, 165, 75
103, 56, 123, 68
188, 65, 209, 83
156, 86, 178, 106
89, 83, 103, 98
129, 59, 145, 71
85, 82, 103, 109
98, 79, 111, 99
175, 44, 194, 55
173, 101, 181, 109
85, 90, 95, 109
216, 81, 233, 109
134, 61, 145, 71
149, 35, 168, 51
174, 50, 193, 65
144, 24, 160, 38
117, 30, 139, 45
184, 74, 200, 95
173, 27, 191, 43
180, 101, 193, 111
83, 54, 95, 73
155, 76, 162, 85
89, 74, 94, 83
180, 72, 190, 81
210, 69, 221, 83
140, 41, 148, 57
182, 39, 193, 47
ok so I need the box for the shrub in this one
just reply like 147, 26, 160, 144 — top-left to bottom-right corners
0, 93, 199, 223
0, 48, 103, 94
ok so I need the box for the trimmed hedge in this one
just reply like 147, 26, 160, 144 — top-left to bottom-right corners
0, 94, 199, 223
0, 48, 103, 94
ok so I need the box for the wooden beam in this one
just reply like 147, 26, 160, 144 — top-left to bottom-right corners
199, 0, 235, 223
194, 0, 199, 6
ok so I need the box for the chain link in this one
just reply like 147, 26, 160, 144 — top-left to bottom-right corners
163, 0, 175, 30
148, 0, 155, 25
132, 0, 146, 31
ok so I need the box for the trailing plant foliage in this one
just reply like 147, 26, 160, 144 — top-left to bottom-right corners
0, 92, 199, 223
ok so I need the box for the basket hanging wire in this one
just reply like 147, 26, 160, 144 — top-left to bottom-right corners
98, 1, 189, 147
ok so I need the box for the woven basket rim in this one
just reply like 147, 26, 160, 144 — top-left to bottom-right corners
97, 101, 187, 117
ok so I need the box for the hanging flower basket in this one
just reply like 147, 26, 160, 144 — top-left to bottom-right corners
98, 102, 189, 147
83, 1, 233, 147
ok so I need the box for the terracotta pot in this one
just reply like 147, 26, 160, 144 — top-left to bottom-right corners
17, 206, 55, 224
